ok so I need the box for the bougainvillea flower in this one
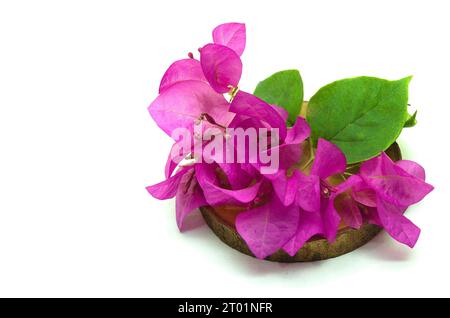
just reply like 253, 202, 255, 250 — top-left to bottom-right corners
159, 59, 207, 93
200, 44, 243, 94
212, 22, 246, 56
203, 22, 246, 93
328, 153, 434, 247
146, 21, 435, 261
148, 80, 234, 138
234, 138, 347, 258
279, 139, 347, 255
356, 153, 434, 247
158, 22, 245, 96
151, 22, 247, 139
235, 193, 300, 259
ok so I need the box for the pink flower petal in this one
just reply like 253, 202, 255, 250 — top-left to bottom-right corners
376, 197, 420, 248
365, 206, 382, 226
295, 173, 321, 212
335, 174, 364, 192
396, 160, 426, 181
284, 117, 311, 145
331, 175, 365, 228
271, 170, 301, 206
352, 189, 377, 207
360, 152, 433, 206
148, 80, 231, 137
146, 167, 192, 200
200, 44, 242, 94
282, 209, 323, 256
165, 152, 178, 179
365, 174, 434, 207
359, 155, 383, 177
311, 138, 346, 179
322, 197, 341, 242
230, 91, 287, 141
270, 104, 289, 123
360, 152, 396, 177
335, 175, 377, 207
276, 143, 303, 170
159, 59, 207, 93
176, 169, 206, 231
336, 194, 363, 229
165, 139, 192, 178
212, 22, 246, 56
235, 196, 299, 259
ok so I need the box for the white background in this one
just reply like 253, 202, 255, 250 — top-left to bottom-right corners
0, 0, 449, 297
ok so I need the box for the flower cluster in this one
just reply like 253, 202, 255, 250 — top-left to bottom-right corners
146, 23, 434, 259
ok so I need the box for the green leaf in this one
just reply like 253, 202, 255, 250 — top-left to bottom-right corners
404, 110, 417, 128
306, 76, 411, 164
254, 70, 303, 126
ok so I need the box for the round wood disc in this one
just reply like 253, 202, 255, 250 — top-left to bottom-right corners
200, 142, 402, 262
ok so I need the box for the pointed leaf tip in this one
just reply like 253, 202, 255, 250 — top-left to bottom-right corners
404, 110, 417, 128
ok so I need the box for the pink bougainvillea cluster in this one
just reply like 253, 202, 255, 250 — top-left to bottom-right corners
146, 23, 433, 259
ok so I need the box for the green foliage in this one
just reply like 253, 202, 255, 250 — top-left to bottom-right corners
306, 76, 411, 163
